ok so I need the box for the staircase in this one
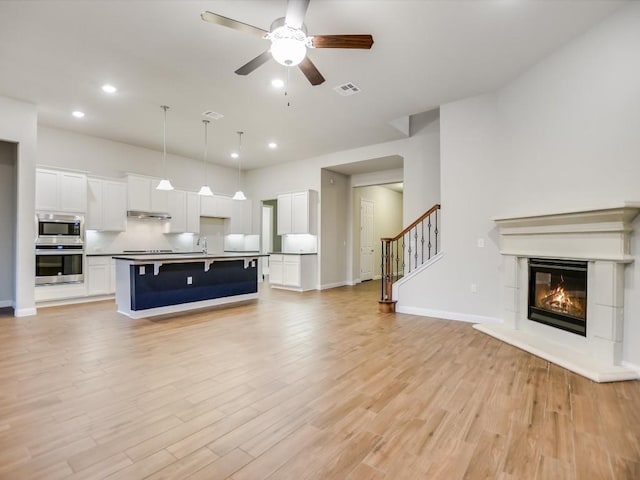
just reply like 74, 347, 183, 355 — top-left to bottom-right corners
378, 204, 441, 312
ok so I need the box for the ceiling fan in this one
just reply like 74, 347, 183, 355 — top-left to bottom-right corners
201, 0, 374, 86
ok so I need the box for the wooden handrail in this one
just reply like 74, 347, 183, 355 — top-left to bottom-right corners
379, 204, 441, 312
381, 204, 441, 243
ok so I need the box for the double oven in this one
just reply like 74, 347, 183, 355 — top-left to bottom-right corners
35, 213, 85, 285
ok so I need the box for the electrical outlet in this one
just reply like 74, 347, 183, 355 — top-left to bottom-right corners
139, 266, 145, 275
471, 283, 478, 293
187, 276, 193, 285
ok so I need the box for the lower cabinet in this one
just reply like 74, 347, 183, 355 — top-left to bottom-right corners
87, 257, 116, 296
268, 254, 317, 291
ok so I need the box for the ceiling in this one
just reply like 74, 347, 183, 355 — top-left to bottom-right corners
0, 0, 626, 170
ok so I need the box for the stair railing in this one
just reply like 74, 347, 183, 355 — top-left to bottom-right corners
379, 204, 441, 310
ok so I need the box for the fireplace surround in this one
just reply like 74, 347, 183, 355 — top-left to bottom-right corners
475, 203, 640, 382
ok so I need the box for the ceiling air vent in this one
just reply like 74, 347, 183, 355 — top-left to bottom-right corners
202, 110, 224, 120
333, 82, 361, 96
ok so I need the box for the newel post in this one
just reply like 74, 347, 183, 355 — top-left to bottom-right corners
378, 237, 396, 313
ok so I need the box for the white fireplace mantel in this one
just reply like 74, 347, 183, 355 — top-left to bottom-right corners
475, 203, 640, 382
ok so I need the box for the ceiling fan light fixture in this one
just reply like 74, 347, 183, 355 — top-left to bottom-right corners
271, 38, 306, 66
268, 24, 307, 66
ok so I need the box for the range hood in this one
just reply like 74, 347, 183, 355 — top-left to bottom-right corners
127, 210, 172, 220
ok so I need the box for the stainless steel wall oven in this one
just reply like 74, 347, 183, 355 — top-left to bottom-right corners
35, 213, 85, 285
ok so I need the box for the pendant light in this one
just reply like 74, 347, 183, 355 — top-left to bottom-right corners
198, 119, 213, 196
232, 131, 246, 201
156, 105, 174, 191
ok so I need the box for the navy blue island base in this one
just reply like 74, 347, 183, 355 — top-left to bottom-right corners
113, 253, 266, 319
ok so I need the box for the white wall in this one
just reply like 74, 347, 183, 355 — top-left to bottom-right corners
0, 141, 17, 306
0, 96, 37, 316
398, 4, 640, 366
245, 112, 440, 287
37, 126, 240, 195
397, 94, 502, 323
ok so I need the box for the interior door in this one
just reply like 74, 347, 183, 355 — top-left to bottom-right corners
360, 199, 374, 281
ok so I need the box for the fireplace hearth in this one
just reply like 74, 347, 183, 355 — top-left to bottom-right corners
528, 258, 587, 336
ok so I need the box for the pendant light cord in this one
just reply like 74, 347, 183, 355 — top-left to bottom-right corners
203, 119, 209, 180
237, 131, 243, 188
161, 105, 169, 177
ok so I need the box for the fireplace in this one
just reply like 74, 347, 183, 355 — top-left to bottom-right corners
481, 204, 640, 382
528, 258, 587, 336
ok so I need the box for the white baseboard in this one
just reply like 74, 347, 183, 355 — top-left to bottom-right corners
14, 307, 37, 317
395, 305, 501, 325
622, 360, 640, 376
319, 281, 349, 290
37, 294, 115, 308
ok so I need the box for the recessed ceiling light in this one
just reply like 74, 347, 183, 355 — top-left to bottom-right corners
268, 142, 277, 149
101, 84, 117, 94
72, 111, 85, 118
271, 79, 284, 88
231, 152, 239, 159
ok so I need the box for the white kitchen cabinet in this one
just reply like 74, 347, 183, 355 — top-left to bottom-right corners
36, 168, 87, 213
269, 254, 284, 284
87, 257, 110, 296
186, 192, 200, 234
109, 258, 116, 293
226, 199, 252, 234
268, 254, 317, 291
276, 190, 317, 235
200, 194, 232, 218
127, 175, 169, 212
167, 190, 200, 233
127, 175, 151, 211
151, 183, 169, 212
87, 178, 127, 231
167, 190, 187, 233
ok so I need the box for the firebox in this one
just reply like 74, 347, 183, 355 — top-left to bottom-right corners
528, 258, 587, 336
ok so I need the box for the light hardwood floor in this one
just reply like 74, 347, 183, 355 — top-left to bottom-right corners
0, 281, 638, 479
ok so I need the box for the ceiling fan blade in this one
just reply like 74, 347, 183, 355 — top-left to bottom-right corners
201, 11, 268, 38
298, 57, 325, 86
284, 0, 310, 30
311, 34, 374, 49
235, 50, 272, 75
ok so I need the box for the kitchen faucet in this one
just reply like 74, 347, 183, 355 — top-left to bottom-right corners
197, 236, 208, 254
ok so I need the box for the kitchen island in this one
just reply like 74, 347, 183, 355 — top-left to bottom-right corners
113, 252, 267, 319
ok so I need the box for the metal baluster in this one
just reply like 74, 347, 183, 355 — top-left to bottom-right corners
427, 215, 432, 259
421, 220, 425, 265
434, 210, 439, 254
413, 225, 418, 268
402, 236, 406, 276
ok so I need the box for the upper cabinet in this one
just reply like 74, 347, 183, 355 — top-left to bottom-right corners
167, 190, 200, 234
226, 199, 252, 234
200, 194, 232, 218
36, 168, 87, 213
87, 177, 127, 231
277, 190, 318, 235
126, 174, 168, 212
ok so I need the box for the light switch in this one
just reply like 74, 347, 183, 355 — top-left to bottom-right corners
187, 276, 193, 285
477, 238, 485, 248
139, 266, 145, 275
